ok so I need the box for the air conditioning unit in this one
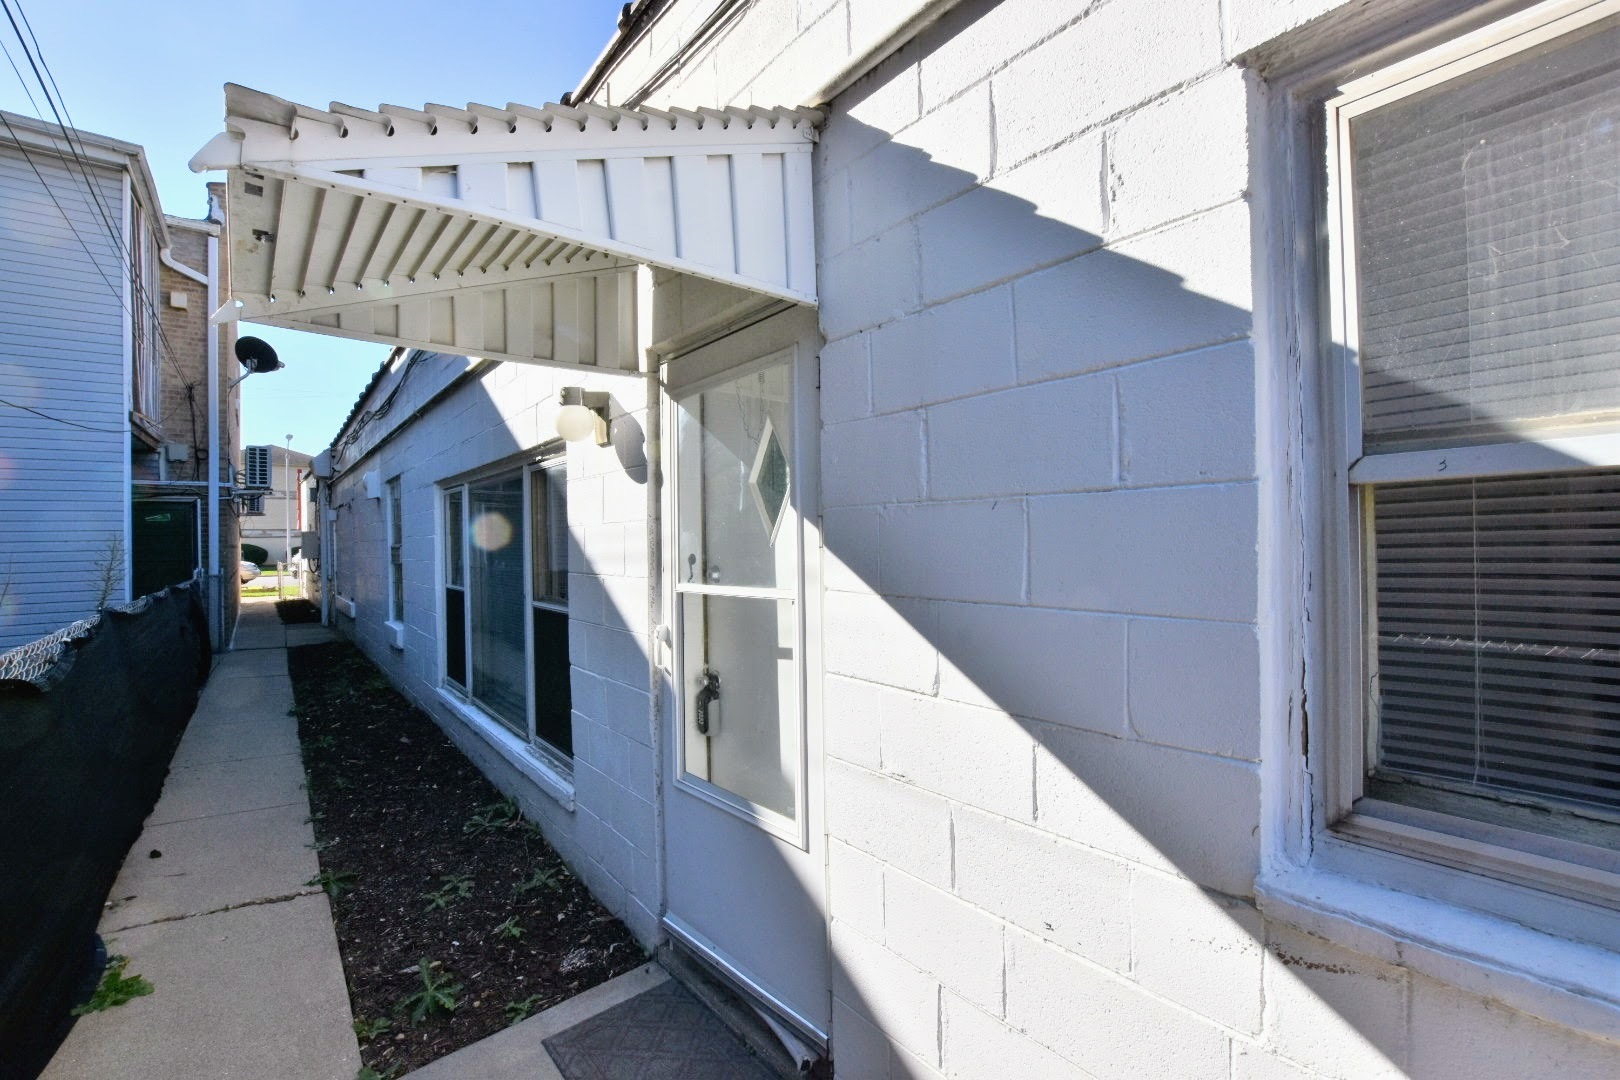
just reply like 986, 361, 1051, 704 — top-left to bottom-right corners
239, 493, 266, 516
243, 445, 273, 490
300, 529, 320, 560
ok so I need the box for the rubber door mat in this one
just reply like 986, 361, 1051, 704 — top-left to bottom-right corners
543, 978, 777, 1080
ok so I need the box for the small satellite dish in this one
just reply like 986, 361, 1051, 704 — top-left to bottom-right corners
235, 336, 283, 375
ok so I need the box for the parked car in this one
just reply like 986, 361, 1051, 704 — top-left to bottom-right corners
239, 561, 261, 584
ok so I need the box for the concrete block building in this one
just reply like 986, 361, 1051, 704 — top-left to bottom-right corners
200, 0, 1620, 1075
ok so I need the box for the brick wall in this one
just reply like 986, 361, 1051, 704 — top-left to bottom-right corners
611, 0, 1620, 1077
153, 204, 238, 642
326, 353, 661, 944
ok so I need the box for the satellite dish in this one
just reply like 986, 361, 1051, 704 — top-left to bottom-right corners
235, 336, 283, 375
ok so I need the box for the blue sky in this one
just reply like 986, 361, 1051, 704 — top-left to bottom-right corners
0, 0, 624, 456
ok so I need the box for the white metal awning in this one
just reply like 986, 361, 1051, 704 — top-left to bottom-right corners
191, 84, 820, 370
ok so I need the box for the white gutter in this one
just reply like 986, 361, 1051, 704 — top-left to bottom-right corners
802, 0, 965, 106
206, 231, 223, 650
160, 247, 209, 286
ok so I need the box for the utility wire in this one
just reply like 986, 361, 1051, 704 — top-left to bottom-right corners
0, 2, 197, 395
0, 395, 124, 434
1, 0, 196, 391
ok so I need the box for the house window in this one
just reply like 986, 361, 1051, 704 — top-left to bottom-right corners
441, 454, 571, 761
129, 198, 159, 420
386, 477, 404, 625
1321, 2, 1620, 900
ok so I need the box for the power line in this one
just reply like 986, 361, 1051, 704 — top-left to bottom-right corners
0, 3, 199, 398
1, 0, 197, 393
0, 395, 124, 434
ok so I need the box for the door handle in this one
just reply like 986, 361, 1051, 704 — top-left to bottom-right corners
694, 667, 721, 734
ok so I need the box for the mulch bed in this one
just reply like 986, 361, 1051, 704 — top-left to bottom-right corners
286, 639, 646, 1077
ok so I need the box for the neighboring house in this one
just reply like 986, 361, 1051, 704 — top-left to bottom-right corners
197, 1, 1620, 1076
239, 444, 313, 566
0, 114, 239, 651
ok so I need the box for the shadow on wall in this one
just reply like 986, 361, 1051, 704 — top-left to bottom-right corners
632, 21, 1607, 1079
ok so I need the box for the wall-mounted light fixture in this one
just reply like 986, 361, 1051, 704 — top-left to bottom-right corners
555, 386, 611, 446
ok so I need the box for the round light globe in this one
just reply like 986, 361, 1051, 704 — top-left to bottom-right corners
555, 403, 600, 443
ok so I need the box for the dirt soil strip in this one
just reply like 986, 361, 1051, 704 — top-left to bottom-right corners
286, 640, 645, 1078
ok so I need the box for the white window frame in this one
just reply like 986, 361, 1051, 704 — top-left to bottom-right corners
384, 475, 405, 646
435, 449, 575, 806
666, 345, 810, 848
1256, 0, 1620, 1036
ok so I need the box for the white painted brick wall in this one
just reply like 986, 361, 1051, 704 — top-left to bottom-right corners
831, 921, 941, 1068
877, 499, 1023, 604
1261, 925, 1409, 1080
951, 804, 1131, 973
324, 354, 661, 946
869, 287, 1015, 412
595, 1, 1620, 1076
1005, 927, 1230, 1079
940, 990, 1093, 1080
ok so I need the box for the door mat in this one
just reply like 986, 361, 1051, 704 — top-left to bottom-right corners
543, 978, 777, 1080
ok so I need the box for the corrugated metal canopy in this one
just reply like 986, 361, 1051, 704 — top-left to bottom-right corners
191, 85, 820, 370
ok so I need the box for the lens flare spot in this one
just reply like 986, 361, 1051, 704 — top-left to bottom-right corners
470, 511, 513, 552
0, 453, 15, 490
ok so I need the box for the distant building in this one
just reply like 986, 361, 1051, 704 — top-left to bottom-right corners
239, 444, 313, 566
0, 111, 240, 651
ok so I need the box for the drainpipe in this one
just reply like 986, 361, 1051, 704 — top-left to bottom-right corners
206, 233, 223, 650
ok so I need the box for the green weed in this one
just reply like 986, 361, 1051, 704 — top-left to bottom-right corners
513, 866, 563, 896
351, 1015, 392, 1040
423, 873, 474, 911
400, 960, 461, 1024
494, 916, 524, 940
463, 797, 520, 837
504, 994, 547, 1025
308, 869, 357, 900
72, 955, 153, 1015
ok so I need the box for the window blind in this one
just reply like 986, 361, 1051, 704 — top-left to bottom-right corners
1353, 16, 1620, 450
1372, 470, 1620, 817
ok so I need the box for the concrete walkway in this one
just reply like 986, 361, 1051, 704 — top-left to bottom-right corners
44, 598, 359, 1080
44, 598, 788, 1080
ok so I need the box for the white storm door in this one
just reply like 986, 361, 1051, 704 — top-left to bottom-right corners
663, 322, 828, 1044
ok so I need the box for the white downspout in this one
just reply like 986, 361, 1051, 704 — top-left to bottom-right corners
206, 233, 222, 650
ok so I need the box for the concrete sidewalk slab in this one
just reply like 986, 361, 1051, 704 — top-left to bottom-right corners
43, 894, 359, 1080
46, 605, 359, 1080
167, 711, 298, 769
188, 670, 293, 720
144, 751, 305, 827
408, 963, 671, 1080
100, 801, 322, 932
210, 649, 288, 678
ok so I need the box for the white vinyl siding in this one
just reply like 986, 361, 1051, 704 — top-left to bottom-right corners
0, 145, 130, 649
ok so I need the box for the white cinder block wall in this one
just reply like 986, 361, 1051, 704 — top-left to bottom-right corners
325, 351, 661, 944
604, 0, 1620, 1077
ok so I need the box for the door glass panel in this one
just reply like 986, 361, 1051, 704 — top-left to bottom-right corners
680, 592, 798, 820
469, 471, 526, 733
676, 362, 793, 590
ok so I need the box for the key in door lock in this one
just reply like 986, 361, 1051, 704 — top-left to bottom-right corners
694, 667, 721, 734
